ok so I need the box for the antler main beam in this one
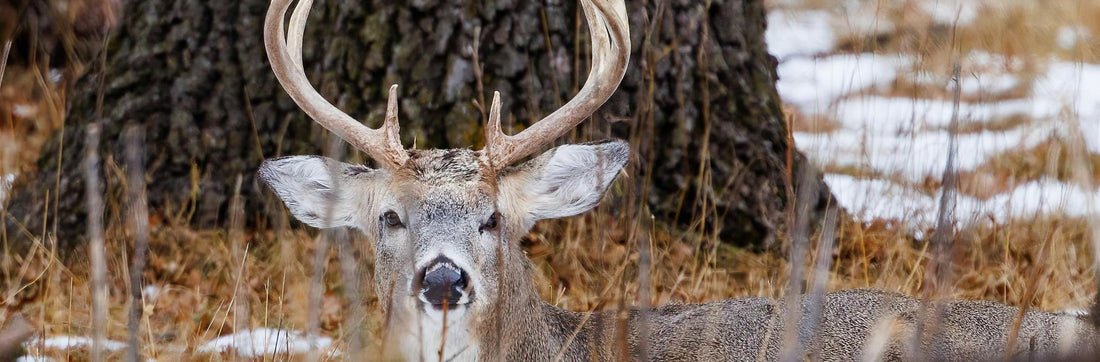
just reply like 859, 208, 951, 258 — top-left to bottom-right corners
265, 0, 627, 170
264, 0, 408, 169
482, 0, 630, 169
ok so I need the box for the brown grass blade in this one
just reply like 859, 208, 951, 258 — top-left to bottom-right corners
124, 125, 150, 361
83, 122, 108, 361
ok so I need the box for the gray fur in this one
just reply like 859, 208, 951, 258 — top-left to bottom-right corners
259, 140, 1099, 361
477, 290, 1098, 361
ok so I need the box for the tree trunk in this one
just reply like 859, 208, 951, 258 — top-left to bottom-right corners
5, 0, 829, 250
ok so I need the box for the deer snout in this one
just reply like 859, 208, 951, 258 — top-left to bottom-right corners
416, 256, 472, 310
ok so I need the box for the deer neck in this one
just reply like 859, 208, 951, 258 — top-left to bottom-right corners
474, 252, 618, 361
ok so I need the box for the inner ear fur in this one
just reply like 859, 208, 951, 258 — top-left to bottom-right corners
499, 139, 630, 224
258, 155, 381, 229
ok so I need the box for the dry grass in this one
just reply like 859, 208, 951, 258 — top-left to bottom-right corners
4, 191, 1096, 359
958, 138, 1100, 200
826, 0, 1100, 107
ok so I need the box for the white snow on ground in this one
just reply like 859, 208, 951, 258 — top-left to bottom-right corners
197, 328, 333, 357
1031, 61, 1100, 154
25, 336, 128, 351
796, 125, 1051, 183
918, 0, 982, 26
905, 64, 1021, 98
824, 174, 939, 226
15, 356, 56, 362
12, 104, 35, 118
766, 10, 835, 60
1057, 26, 1091, 50
21, 330, 333, 358
829, 175, 1100, 230
830, 96, 1060, 135
767, 3, 1100, 227
778, 54, 908, 114
141, 284, 162, 302
964, 179, 1100, 221
958, 74, 1019, 97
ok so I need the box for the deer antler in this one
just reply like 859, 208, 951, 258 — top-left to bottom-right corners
482, 0, 630, 169
264, 0, 408, 169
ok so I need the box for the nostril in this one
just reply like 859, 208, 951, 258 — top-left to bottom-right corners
424, 265, 463, 289
418, 257, 471, 308
454, 270, 467, 289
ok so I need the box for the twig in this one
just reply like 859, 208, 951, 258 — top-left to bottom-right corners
125, 126, 150, 361
335, 228, 363, 358
778, 164, 822, 362
803, 204, 837, 361
229, 175, 249, 350
307, 131, 346, 361
1006, 226, 1057, 355
467, 26, 487, 122
0, 40, 11, 89
914, 61, 961, 361
633, 211, 655, 361
83, 122, 108, 362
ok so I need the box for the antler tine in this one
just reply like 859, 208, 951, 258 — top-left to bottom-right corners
482, 0, 630, 169
265, 0, 408, 169
484, 91, 504, 167
286, 0, 311, 70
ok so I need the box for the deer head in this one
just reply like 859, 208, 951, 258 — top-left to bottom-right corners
258, 0, 629, 358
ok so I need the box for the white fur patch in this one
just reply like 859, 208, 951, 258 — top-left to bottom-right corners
258, 156, 373, 228
397, 307, 478, 362
524, 141, 629, 220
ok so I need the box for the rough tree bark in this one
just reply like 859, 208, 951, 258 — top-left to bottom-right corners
5, 0, 828, 250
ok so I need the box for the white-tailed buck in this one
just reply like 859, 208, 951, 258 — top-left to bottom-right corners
259, 0, 1099, 360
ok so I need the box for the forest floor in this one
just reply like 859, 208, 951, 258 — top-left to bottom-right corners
3, 0, 1100, 360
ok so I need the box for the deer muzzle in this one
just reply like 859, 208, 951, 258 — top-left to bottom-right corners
416, 256, 472, 310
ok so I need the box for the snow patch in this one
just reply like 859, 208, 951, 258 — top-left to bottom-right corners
824, 174, 938, 226
830, 96, 1059, 136
960, 179, 1100, 222
1031, 61, 1100, 153
964, 51, 1026, 72
26, 336, 128, 352
778, 54, 908, 114
15, 356, 56, 362
48, 69, 63, 84
141, 285, 162, 302
826, 175, 1100, 228
1056, 26, 1090, 50
796, 126, 1050, 183
12, 104, 35, 118
766, 10, 835, 60
919, 0, 981, 26
768, 4, 1100, 227
959, 72, 1020, 97
907, 69, 1020, 98
197, 328, 332, 357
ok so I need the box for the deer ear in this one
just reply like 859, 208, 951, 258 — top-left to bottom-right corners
258, 156, 378, 229
502, 140, 629, 222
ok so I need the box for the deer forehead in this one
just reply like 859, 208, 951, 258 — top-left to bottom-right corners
402, 149, 486, 183
390, 149, 498, 219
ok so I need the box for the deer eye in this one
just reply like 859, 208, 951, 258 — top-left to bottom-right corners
479, 212, 501, 233
381, 211, 403, 228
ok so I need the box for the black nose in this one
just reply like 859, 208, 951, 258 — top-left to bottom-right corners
418, 257, 469, 309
